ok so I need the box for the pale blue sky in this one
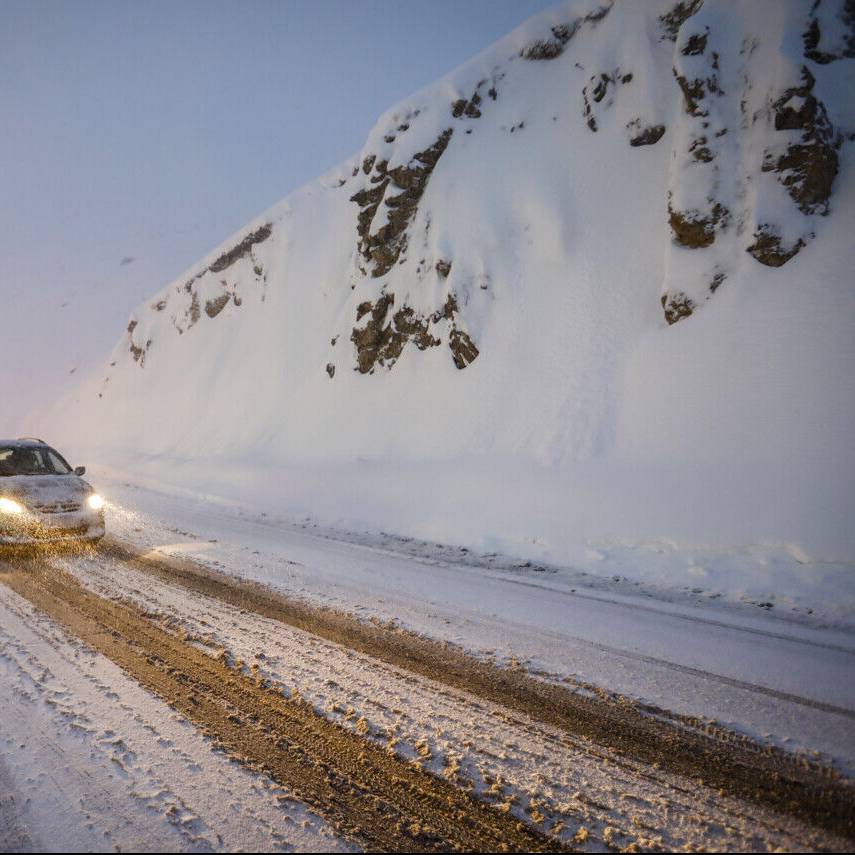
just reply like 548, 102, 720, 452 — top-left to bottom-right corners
2, 0, 555, 324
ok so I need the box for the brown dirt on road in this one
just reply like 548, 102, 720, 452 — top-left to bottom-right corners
0, 563, 565, 853
93, 538, 855, 842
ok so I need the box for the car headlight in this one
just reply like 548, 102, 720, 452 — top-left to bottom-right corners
87, 494, 105, 511
0, 497, 24, 515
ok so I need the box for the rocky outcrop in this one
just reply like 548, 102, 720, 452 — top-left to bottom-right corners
208, 224, 272, 274
673, 65, 722, 118
659, 0, 704, 41
205, 294, 231, 319
628, 122, 666, 146
350, 129, 453, 279
156, 225, 273, 337
127, 320, 152, 366
657, 1, 851, 322
345, 87, 492, 374
688, 135, 715, 162
709, 271, 726, 293
746, 226, 807, 268
668, 201, 728, 248
185, 291, 200, 329
520, 5, 610, 60
343, 69, 510, 376
660, 8, 733, 325
350, 292, 478, 374
763, 68, 841, 217
583, 70, 633, 132
175, 225, 272, 303
803, 0, 855, 64
443, 295, 480, 369
737, 66, 842, 270
682, 30, 708, 56
451, 92, 482, 119
351, 294, 438, 374
661, 292, 695, 325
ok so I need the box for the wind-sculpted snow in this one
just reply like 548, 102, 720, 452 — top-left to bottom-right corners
44, 0, 855, 577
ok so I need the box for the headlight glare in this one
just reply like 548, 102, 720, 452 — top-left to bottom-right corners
87, 494, 105, 511
0, 497, 24, 515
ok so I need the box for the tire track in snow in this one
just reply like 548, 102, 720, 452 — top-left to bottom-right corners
63, 545, 855, 852
86, 536, 855, 843
0, 581, 349, 853
0, 562, 566, 853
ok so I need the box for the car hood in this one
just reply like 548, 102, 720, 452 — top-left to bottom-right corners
0, 474, 92, 506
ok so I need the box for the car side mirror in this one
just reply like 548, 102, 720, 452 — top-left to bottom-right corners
74, 466, 86, 476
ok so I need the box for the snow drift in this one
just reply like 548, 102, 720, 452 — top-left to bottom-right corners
40, 0, 855, 601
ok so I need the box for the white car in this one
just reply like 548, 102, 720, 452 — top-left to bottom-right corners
0, 439, 105, 546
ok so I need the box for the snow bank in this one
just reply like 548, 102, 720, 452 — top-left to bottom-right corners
34, 0, 855, 604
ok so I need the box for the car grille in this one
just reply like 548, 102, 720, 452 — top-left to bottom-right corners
32, 501, 82, 514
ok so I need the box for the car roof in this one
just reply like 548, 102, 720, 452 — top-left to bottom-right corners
0, 439, 50, 448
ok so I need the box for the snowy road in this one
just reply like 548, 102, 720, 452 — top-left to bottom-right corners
0, 548, 852, 851
0, 477, 854, 850
100, 475, 855, 768
0, 580, 351, 853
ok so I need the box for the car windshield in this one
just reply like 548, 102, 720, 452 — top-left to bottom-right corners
0, 446, 72, 476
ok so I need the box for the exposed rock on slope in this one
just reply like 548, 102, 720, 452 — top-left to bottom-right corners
746, 225, 807, 267
659, 0, 847, 321
803, 0, 855, 64
519, 4, 610, 60
660, 0, 705, 41
349, 292, 478, 374
668, 199, 728, 249
763, 68, 841, 217
628, 122, 667, 146
582, 69, 634, 132
350, 129, 453, 280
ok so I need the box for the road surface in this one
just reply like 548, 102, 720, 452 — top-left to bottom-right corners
1, 517, 854, 850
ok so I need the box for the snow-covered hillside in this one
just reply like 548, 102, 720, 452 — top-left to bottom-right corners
39, 0, 855, 598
